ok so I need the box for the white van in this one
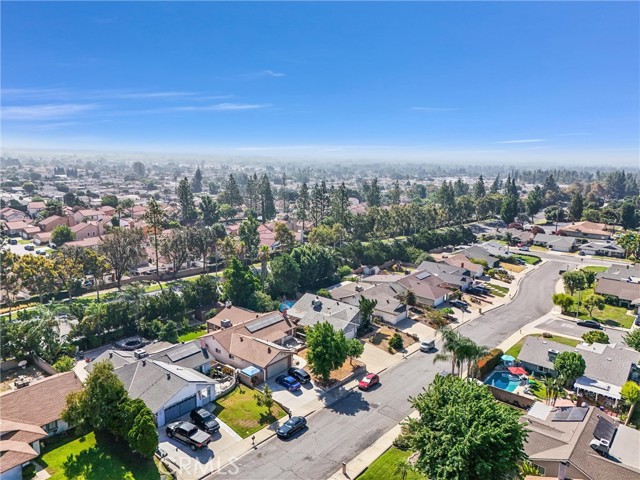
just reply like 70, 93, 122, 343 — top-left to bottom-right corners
420, 340, 435, 352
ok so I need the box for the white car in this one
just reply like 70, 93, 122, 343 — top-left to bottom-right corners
420, 340, 435, 352
518, 246, 529, 251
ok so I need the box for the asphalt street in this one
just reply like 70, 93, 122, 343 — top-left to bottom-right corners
209, 262, 562, 480
538, 317, 628, 346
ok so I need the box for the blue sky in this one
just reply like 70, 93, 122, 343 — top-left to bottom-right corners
2, 2, 639, 165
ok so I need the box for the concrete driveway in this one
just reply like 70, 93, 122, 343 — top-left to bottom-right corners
158, 410, 242, 480
267, 375, 321, 415
359, 343, 397, 374
395, 318, 436, 341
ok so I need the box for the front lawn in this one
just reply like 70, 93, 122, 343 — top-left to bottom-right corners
177, 325, 207, 342
39, 431, 160, 480
512, 254, 541, 265
582, 266, 607, 273
505, 334, 579, 359
212, 385, 286, 438
568, 288, 633, 328
357, 447, 424, 480
487, 283, 508, 297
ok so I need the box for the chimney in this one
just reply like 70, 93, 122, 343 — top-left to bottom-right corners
267, 347, 271, 354
142, 359, 146, 366
557, 461, 567, 480
109, 352, 113, 358
166, 373, 171, 380
240, 337, 243, 342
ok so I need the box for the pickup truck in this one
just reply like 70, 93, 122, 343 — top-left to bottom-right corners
166, 421, 211, 451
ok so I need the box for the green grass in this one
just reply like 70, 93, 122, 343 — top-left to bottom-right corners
213, 386, 287, 438
528, 379, 547, 400
512, 254, 541, 265
18, 238, 32, 245
530, 245, 548, 252
486, 283, 508, 297
582, 266, 607, 273
568, 288, 633, 328
505, 334, 580, 359
39, 431, 160, 480
178, 326, 207, 342
357, 447, 425, 480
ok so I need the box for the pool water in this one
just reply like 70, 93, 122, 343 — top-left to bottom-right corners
279, 300, 296, 312
484, 371, 521, 392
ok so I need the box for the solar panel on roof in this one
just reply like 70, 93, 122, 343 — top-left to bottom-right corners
593, 416, 616, 443
246, 314, 281, 333
167, 342, 201, 362
416, 271, 431, 280
552, 407, 588, 422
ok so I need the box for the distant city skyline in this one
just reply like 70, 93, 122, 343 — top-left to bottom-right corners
2, 2, 638, 165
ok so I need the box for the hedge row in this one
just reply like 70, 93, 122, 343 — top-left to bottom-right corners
476, 348, 504, 379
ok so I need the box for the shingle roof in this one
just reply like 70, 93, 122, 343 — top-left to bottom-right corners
0, 372, 83, 426
396, 273, 453, 301
594, 278, 640, 302
0, 440, 40, 473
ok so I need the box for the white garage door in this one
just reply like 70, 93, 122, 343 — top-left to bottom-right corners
267, 357, 289, 379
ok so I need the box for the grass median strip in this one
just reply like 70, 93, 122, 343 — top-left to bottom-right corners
357, 447, 425, 480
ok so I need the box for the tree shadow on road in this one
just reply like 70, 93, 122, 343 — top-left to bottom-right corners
326, 390, 371, 416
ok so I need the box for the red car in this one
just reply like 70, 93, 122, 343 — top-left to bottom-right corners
358, 373, 379, 391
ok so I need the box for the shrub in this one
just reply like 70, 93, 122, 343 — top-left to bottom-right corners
476, 348, 504, 379
337, 265, 352, 279
317, 288, 333, 299
542, 332, 553, 338
582, 330, 609, 345
389, 333, 404, 351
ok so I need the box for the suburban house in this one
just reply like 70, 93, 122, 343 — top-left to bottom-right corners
86, 342, 219, 426
394, 271, 454, 307
517, 337, 639, 403
579, 241, 625, 258
26, 202, 46, 218
201, 310, 297, 382
415, 260, 473, 291
206, 305, 267, 332
64, 236, 104, 249
523, 402, 640, 480
288, 293, 361, 339
72, 209, 105, 224
0, 207, 28, 222
71, 221, 104, 241
4, 221, 29, 237
558, 221, 612, 241
329, 282, 408, 325
441, 253, 485, 277
502, 228, 535, 246
37, 215, 73, 233
32, 232, 52, 246
479, 241, 513, 259
594, 263, 640, 309
0, 372, 83, 480
533, 233, 577, 252
20, 226, 41, 240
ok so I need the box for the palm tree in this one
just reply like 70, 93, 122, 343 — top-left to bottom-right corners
433, 327, 463, 376
394, 460, 413, 480
504, 231, 514, 246
463, 341, 489, 378
258, 245, 270, 287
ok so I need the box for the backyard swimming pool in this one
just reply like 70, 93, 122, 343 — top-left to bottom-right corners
279, 300, 296, 312
484, 371, 521, 392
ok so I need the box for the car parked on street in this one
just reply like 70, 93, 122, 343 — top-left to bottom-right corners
518, 246, 529, 251
577, 320, 603, 330
358, 373, 380, 391
420, 340, 435, 352
24, 244, 35, 251
276, 416, 307, 439
165, 421, 211, 451
287, 367, 311, 384
275, 375, 301, 391
190, 408, 220, 434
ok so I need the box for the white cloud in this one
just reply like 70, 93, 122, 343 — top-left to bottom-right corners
410, 106, 458, 112
495, 139, 548, 144
242, 70, 286, 79
170, 103, 270, 112
117, 91, 197, 99
1, 104, 97, 120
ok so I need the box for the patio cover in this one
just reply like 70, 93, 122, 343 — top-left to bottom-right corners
574, 375, 622, 400
240, 365, 261, 377
508, 366, 527, 376
501, 354, 515, 364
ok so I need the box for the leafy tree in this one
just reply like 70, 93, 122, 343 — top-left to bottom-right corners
99, 228, 144, 289
101, 194, 119, 208
132, 161, 146, 177
62, 361, 128, 435
621, 202, 639, 230
66, 247, 111, 301
390, 180, 402, 205
346, 338, 364, 366
0, 250, 21, 319
52, 252, 83, 300
583, 294, 605, 317
259, 174, 277, 222
358, 296, 378, 334
199, 194, 220, 226
403, 289, 416, 307
188, 224, 225, 274
223, 257, 259, 308
553, 351, 586, 385
316, 288, 332, 298
581, 330, 609, 345
524, 185, 543, 222
219, 203, 237, 223
14, 254, 57, 302
40, 200, 64, 219
296, 182, 311, 236
144, 197, 166, 283
238, 213, 260, 262
182, 275, 219, 311
53, 355, 75, 372
191, 166, 203, 193
500, 194, 519, 225
274, 222, 295, 251
473, 175, 486, 200
266, 254, 300, 298
305, 321, 348, 381
159, 320, 179, 343
290, 244, 337, 291
568, 191, 584, 221
364, 177, 382, 207
160, 228, 190, 279
389, 333, 404, 351
331, 182, 350, 225
562, 270, 586, 296
254, 385, 275, 415
178, 177, 197, 224
220, 174, 243, 206
582, 269, 597, 288
22, 181, 36, 194
624, 328, 640, 352
552, 293, 574, 314
128, 409, 158, 458
618, 232, 640, 259
490, 174, 502, 194
63, 191, 76, 207
248, 290, 279, 313
621, 381, 640, 426
405, 374, 526, 480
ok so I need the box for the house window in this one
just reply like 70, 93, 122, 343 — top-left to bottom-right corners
229, 354, 234, 359
538, 366, 548, 373
43, 420, 58, 433
533, 464, 545, 475
215, 348, 221, 354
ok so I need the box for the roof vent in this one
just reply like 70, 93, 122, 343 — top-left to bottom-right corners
142, 360, 146, 366
166, 373, 171, 380
134, 349, 148, 359
240, 336, 243, 342
109, 352, 113, 358
221, 319, 232, 328
267, 347, 271, 354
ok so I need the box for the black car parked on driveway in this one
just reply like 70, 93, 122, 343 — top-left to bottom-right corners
190, 408, 220, 434
166, 421, 211, 451
287, 367, 311, 384
276, 416, 307, 439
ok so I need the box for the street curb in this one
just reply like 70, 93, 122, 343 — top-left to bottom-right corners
554, 313, 632, 333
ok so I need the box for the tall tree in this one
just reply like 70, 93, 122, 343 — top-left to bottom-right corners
621, 381, 640, 426
405, 375, 526, 480
258, 245, 270, 286
14, 254, 57, 303
500, 194, 519, 225
473, 175, 486, 200
245, 173, 260, 214
177, 177, 197, 224
489, 174, 502, 194
160, 228, 190, 279
331, 182, 350, 225
127, 409, 158, 458
199, 194, 220, 226
51, 225, 75, 246
358, 296, 378, 334
305, 321, 349, 381
132, 161, 146, 177
524, 185, 543, 223
99, 228, 144, 289
266, 253, 300, 298
281, 172, 289, 213
390, 180, 402, 205
220, 174, 243, 206
259, 174, 277, 222
296, 182, 311, 240
52, 251, 83, 300
144, 197, 166, 284
238, 213, 260, 263
222, 257, 259, 308
553, 351, 586, 386
562, 270, 586, 296
274, 222, 295, 252
568, 191, 584, 221
191, 166, 203, 193
365, 178, 382, 206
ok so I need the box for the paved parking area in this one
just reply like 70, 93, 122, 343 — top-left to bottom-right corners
268, 376, 321, 414
395, 318, 436, 340
157, 409, 242, 480
359, 343, 397, 374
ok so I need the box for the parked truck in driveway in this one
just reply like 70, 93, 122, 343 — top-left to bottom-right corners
166, 421, 211, 451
